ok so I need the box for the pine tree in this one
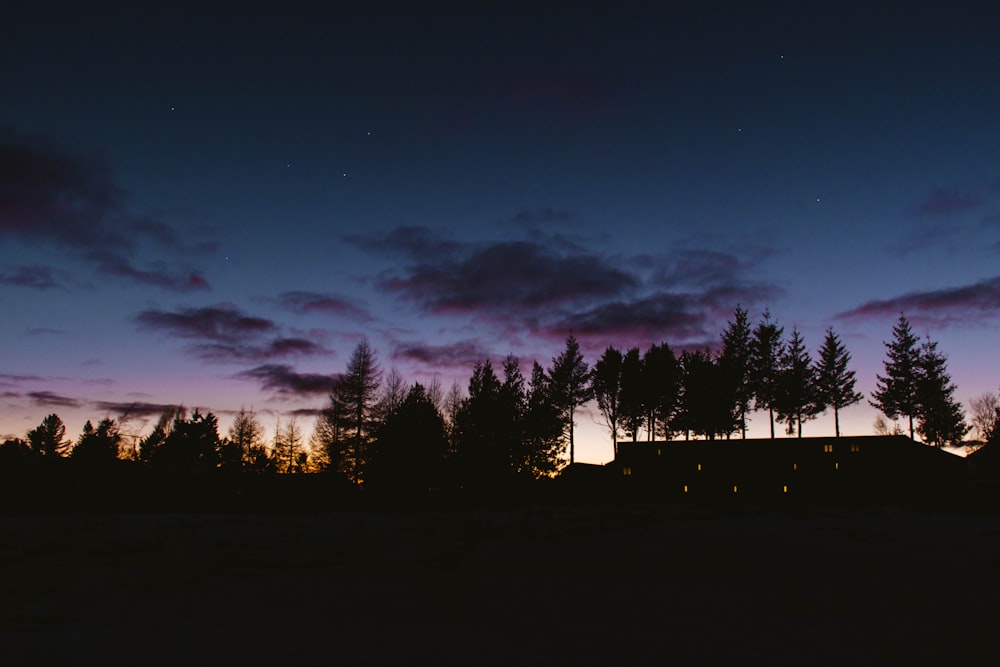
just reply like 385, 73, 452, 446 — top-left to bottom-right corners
619, 347, 645, 442
916, 337, 968, 447
870, 315, 921, 439
720, 305, 753, 438
27, 413, 69, 458
643, 342, 680, 441
774, 326, 820, 437
522, 361, 565, 478
339, 338, 383, 484
547, 335, 591, 464
750, 309, 784, 439
813, 327, 863, 437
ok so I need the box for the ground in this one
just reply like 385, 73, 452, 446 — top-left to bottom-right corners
1, 507, 998, 665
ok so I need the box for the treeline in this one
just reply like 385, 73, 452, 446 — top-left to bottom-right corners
1, 309, 988, 496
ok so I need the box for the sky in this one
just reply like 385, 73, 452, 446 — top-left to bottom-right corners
3, 1, 1000, 462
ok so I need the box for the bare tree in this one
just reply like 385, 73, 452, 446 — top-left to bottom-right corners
968, 391, 999, 444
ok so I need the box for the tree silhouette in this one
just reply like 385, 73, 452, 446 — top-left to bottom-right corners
720, 305, 753, 438
224, 406, 265, 472
337, 338, 383, 484
871, 315, 921, 439
274, 417, 305, 473
367, 383, 449, 494
548, 335, 591, 464
968, 391, 999, 444
27, 413, 69, 458
643, 342, 680, 441
916, 337, 968, 447
775, 326, 821, 437
591, 346, 624, 454
619, 347, 645, 442
750, 309, 784, 439
813, 327, 863, 437
151, 410, 221, 472
521, 361, 564, 477
0, 438, 32, 466
677, 350, 736, 440
455, 359, 509, 487
72, 417, 121, 463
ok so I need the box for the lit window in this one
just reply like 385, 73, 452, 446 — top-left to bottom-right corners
733, 485, 738, 493
657, 448, 662, 456
835, 462, 839, 470
783, 485, 788, 493
792, 463, 797, 471
623, 467, 632, 476
850, 444, 860, 453
683, 485, 689, 493
697, 463, 702, 471
823, 444, 834, 453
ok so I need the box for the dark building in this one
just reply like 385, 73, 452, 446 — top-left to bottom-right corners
603, 436, 966, 505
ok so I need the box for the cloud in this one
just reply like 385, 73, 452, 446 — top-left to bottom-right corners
914, 187, 982, 217
0, 128, 215, 290
277, 291, 373, 322
378, 239, 637, 316
391, 340, 493, 368
191, 337, 329, 363
235, 365, 340, 398
0, 373, 46, 387
836, 275, 1000, 327
91, 401, 183, 418
135, 304, 277, 342
87, 250, 210, 292
649, 249, 763, 288
344, 225, 462, 261
27, 390, 81, 409
26, 327, 63, 336
0, 265, 61, 289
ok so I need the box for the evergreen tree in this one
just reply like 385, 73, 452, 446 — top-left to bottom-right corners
367, 383, 450, 493
916, 337, 968, 447
775, 326, 821, 437
750, 309, 784, 438
522, 361, 565, 478
720, 305, 753, 438
618, 347, 645, 442
677, 350, 736, 440
152, 410, 221, 472
72, 417, 121, 463
870, 315, 921, 439
591, 346, 624, 454
224, 406, 265, 471
339, 338, 383, 484
27, 413, 69, 458
455, 359, 510, 487
547, 335, 591, 464
813, 327, 863, 437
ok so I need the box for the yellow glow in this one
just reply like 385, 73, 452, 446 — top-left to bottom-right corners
783, 485, 788, 493
835, 462, 839, 470
733, 485, 738, 493
850, 444, 860, 453
683, 485, 688, 493
793, 463, 797, 470
697, 463, 702, 471
623, 467, 632, 476
823, 444, 834, 453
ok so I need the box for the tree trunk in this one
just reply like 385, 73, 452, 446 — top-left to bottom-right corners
834, 407, 841, 438
769, 406, 775, 439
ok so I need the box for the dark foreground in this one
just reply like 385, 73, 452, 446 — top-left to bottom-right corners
2, 507, 998, 665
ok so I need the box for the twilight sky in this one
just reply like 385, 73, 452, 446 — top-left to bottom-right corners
3, 1, 999, 462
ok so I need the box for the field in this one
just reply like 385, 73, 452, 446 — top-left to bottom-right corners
2, 507, 998, 665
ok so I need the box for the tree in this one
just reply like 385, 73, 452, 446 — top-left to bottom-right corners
367, 383, 450, 493
72, 417, 121, 463
27, 413, 69, 458
644, 342, 681, 441
915, 337, 968, 447
775, 326, 821, 437
521, 362, 565, 478
224, 407, 265, 471
813, 327, 863, 437
374, 367, 407, 424
676, 350, 736, 440
454, 359, 509, 487
338, 338, 383, 484
138, 406, 185, 463
548, 335, 591, 464
591, 346, 624, 454
750, 309, 784, 438
152, 410, 222, 472
618, 347, 645, 442
720, 305, 753, 438
870, 315, 921, 439
274, 417, 305, 473
968, 391, 999, 444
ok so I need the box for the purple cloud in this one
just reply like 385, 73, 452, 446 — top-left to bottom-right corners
92, 401, 184, 418
88, 251, 210, 292
0, 265, 61, 290
136, 305, 277, 342
28, 390, 81, 408
379, 240, 637, 315
235, 364, 340, 398
915, 187, 982, 217
391, 340, 493, 369
277, 291, 373, 322
837, 275, 1000, 327
191, 337, 329, 363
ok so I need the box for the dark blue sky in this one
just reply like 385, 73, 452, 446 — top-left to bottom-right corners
3, 1, 999, 460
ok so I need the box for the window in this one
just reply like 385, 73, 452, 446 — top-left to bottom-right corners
657, 447, 662, 456
623, 467, 632, 476
850, 444, 860, 453
733, 485, 738, 493
792, 463, 798, 471
683, 485, 689, 493
835, 462, 839, 470
697, 463, 702, 471
823, 444, 834, 453
783, 485, 788, 493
